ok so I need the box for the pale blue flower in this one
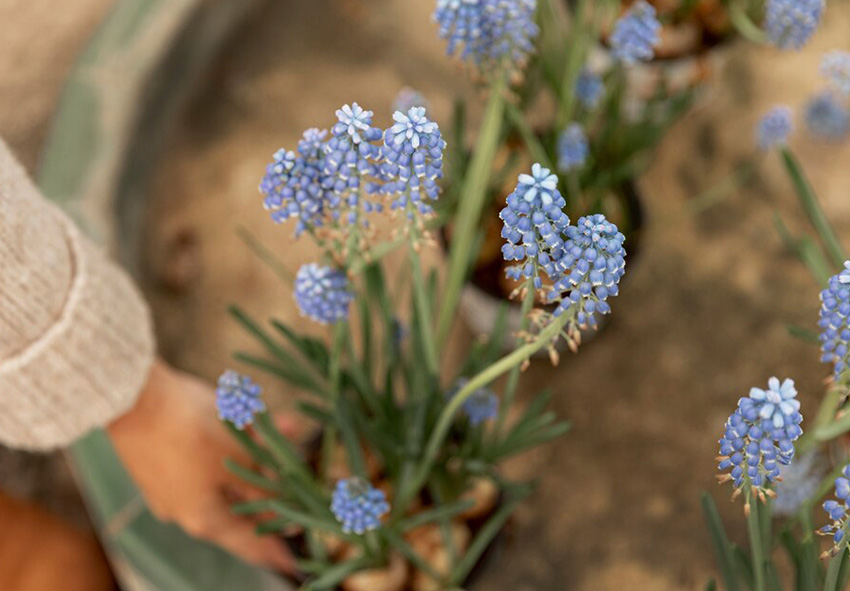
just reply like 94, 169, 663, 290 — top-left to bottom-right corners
575, 69, 605, 109
557, 124, 589, 173
765, 0, 824, 51
331, 478, 390, 535
742, 377, 802, 430
215, 371, 266, 429
756, 106, 793, 150
819, 262, 850, 379
822, 51, 850, 96
449, 378, 499, 426
820, 464, 850, 554
610, 1, 661, 65
773, 451, 824, 516
805, 92, 850, 140
294, 264, 353, 325
393, 87, 430, 114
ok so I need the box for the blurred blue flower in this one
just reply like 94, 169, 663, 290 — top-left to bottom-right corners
294, 263, 354, 325
820, 464, 850, 554
499, 163, 571, 288
819, 261, 850, 380
449, 378, 499, 426
382, 107, 446, 218
805, 92, 850, 140
551, 214, 626, 327
393, 87, 430, 114
756, 106, 793, 151
717, 381, 803, 495
574, 69, 605, 109
331, 478, 390, 535
434, 0, 539, 73
557, 124, 589, 173
215, 371, 266, 430
765, 0, 824, 51
822, 51, 850, 96
610, 1, 661, 65
773, 451, 823, 516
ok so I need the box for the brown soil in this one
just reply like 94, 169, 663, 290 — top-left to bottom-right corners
139, 2, 850, 590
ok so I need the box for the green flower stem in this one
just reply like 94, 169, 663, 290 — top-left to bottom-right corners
781, 147, 847, 268
824, 549, 844, 591
437, 75, 508, 348
728, 2, 768, 45
496, 276, 537, 435
400, 311, 570, 509
746, 490, 767, 591
556, 0, 591, 129
321, 323, 346, 478
505, 102, 554, 169
409, 240, 440, 378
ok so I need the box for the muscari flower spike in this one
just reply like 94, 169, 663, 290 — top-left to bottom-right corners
433, 0, 539, 73
805, 92, 850, 140
765, 0, 825, 51
756, 106, 793, 151
820, 465, 850, 557
500, 163, 571, 289
822, 51, 850, 96
610, 0, 661, 65
215, 371, 266, 430
331, 478, 391, 535
773, 450, 824, 517
819, 261, 850, 380
449, 378, 500, 426
294, 263, 354, 325
717, 378, 803, 500
551, 214, 626, 328
260, 128, 334, 236
324, 103, 385, 226
557, 123, 589, 173
574, 69, 605, 109
381, 107, 446, 219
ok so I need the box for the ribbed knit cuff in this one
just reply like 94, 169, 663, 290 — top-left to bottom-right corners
0, 220, 155, 450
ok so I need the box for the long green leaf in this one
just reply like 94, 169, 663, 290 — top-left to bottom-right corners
396, 499, 477, 532
304, 556, 373, 591
701, 492, 740, 591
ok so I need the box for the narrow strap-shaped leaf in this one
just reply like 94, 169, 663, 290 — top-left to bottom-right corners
380, 527, 443, 582
303, 556, 373, 591
701, 492, 741, 591
268, 501, 340, 534
270, 319, 330, 374
223, 459, 285, 494
396, 499, 477, 532
233, 352, 326, 396
255, 518, 286, 536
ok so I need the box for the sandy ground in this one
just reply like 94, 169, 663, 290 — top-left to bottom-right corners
140, 2, 850, 590
1, 0, 850, 589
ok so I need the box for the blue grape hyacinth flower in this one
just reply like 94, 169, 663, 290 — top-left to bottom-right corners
765, 0, 825, 51
499, 163, 571, 288
433, 0, 539, 73
260, 128, 334, 236
393, 87, 430, 114
294, 263, 354, 325
819, 464, 850, 556
215, 371, 266, 430
382, 107, 446, 218
449, 378, 500, 426
756, 106, 793, 151
557, 124, 589, 173
717, 379, 803, 496
331, 478, 390, 535
819, 261, 850, 380
551, 214, 626, 327
822, 51, 850, 96
574, 69, 604, 109
805, 92, 850, 140
610, 0, 661, 65
773, 451, 824, 516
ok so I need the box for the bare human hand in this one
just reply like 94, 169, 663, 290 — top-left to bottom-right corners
107, 359, 295, 572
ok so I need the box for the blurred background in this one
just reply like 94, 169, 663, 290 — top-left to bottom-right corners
1, 1, 849, 590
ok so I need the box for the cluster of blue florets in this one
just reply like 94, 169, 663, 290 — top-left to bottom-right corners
609, 0, 661, 65
717, 378, 803, 494
449, 378, 500, 426
331, 478, 391, 535
773, 451, 823, 516
260, 102, 446, 237
215, 371, 267, 430
294, 263, 354, 325
500, 163, 571, 289
557, 124, 589, 173
765, 0, 825, 51
382, 107, 446, 218
433, 0, 539, 73
551, 215, 626, 327
756, 106, 793, 151
574, 69, 604, 109
822, 52, 850, 96
819, 262, 850, 380
805, 92, 850, 140
820, 465, 850, 554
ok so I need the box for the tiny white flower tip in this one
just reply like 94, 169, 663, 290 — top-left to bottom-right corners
518, 173, 535, 186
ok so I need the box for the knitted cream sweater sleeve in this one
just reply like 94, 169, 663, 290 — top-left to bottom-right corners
0, 140, 155, 450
